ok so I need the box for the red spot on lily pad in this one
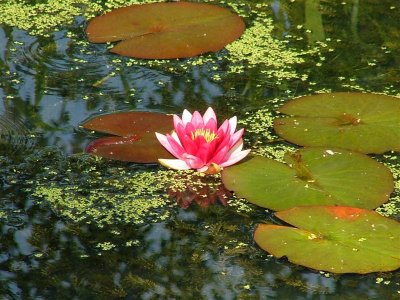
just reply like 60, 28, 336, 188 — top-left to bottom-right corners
325, 206, 364, 220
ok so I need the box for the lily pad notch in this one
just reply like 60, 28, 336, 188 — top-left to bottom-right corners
86, 2, 245, 59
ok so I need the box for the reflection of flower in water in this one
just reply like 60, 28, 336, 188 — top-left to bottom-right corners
166, 171, 231, 209
156, 107, 250, 174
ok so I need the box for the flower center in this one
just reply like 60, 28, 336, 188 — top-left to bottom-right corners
191, 128, 218, 143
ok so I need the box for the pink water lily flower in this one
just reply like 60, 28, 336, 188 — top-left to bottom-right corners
155, 107, 250, 174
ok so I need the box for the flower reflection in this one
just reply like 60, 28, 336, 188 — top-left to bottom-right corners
167, 171, 231, 209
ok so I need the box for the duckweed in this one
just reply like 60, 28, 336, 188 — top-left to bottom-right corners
0, 0, 101, 37
96, 242, 116, 251
376, 153, 400, 218
226, 18, 320, 81
238, 106, 297, 161
33, 182, 171, 227
0, 0, 325, 84
0, 0, 158, 37
25, 151, 257, 227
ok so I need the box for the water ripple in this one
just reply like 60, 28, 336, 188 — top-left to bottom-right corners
0, 111, 37, 152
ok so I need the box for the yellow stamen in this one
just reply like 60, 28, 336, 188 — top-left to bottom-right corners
191, 128, 218, 143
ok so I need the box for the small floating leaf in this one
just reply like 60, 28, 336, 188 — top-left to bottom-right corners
254, 206, 400, 274
86, 2, 245, 59
221, 148, 393, 210
274, 92, 400, 153
82, 111, 173, 163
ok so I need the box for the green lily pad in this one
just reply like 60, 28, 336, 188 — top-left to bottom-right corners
254, 206, 400, 274
86, 2, 245, 59
221, 148, 393, 210
82, 111, 173, 163
274, 92, 400, 153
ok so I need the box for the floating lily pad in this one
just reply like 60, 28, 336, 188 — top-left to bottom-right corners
82, 111, 173, 163
222, 148, 393, 210
86, 2, 245, 59
254, 206, 400, 274
274, 92, 400, 153
82, 111, 173, 136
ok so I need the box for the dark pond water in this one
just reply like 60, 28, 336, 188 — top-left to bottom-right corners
0, 0, 400, 299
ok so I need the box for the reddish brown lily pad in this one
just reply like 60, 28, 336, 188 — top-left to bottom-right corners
82, 111, 173, 163
254, 206, 400, 274
83, 111, 173, 136
86, 2, 245, 59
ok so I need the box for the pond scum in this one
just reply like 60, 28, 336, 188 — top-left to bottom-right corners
0, 0, 324, 84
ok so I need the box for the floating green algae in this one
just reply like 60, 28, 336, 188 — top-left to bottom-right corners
33, 173, 171, 227
0, 147, 260, 229
31, 166, 180, 227
0, 0, 159, 37
117, 13, 322, 82
0, 0, 325, 86
0, 0, 100, 37
0, 148, 171, 227
225, 18, 318, 81
238, 105, 297, 161
377, 153, 400, 219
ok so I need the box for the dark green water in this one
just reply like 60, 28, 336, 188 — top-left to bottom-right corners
0, 0, 399, 299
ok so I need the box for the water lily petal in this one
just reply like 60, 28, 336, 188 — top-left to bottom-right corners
214, 130, 231, 154
229, 139, 244, 154
182, 153, 205, 169
184, 122, 196, 136
155, 132, 182, 158
191, 111, 204, 128
217, 119, 230, 135
220, 149, 251, 167
197, 165, 209, 173
204, 118, 218, 132
203, 107, 217, 124
209, 144, 230, 165
171, 131, 183, 147
196, 137, 213, 162
219, 139, 245, 166
228, 116, 237, 135
182, 109, 192, 125
229, 128, 244, 147
206, 137, 220, 161
173, 114, 183, 129
175, 123, 187, 140
181, 134, 199, 155
166, 134, 186, 157
159, 158, 191, 170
